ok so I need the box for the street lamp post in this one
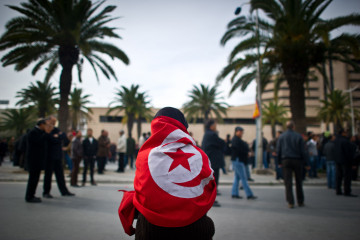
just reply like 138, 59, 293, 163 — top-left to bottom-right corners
235, 4, 264, 171
344, 85, 358, 136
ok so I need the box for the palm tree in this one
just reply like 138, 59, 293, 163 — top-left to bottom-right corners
135, 92, 152, 140
219, 0, 360, 133
318, 89, 354, 132
183, 84, 228, 131
108, 85, 151, 138
16, 80, 58, 118
0, 0, 130, 132
0, 108, 35, 137
69, 88, 92, 130
262, 101, 288, 139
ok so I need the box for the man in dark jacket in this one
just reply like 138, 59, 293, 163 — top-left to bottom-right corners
201, 119, 225, 207
277, 121, 308, 208
25, 119, 50, 203
43, 116, 74, 198
231, 127, 257, 200
334, 129, 357, 197
323, 135, 336, 189
82, 128, 98, 186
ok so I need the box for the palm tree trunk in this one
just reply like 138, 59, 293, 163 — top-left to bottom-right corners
58, 45, 79, 132
271, 123, 276, 139
285, 71, 307, 134
203, 111, 210, 132
58, 64, 73, 132
136, 117, 141, 140
127, 114, 135, 138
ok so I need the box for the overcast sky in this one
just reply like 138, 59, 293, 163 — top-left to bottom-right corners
0, 0, 359, 109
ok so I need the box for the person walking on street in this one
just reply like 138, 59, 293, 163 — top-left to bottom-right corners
277, 121, 309, 208
97, 130, 110, 174
323, 134, 336, 189
71, 131, 83, 187
43, 116, 74, 198
25, 119, 50, 203
82, 128, 98, 186
201, 119, 225, 207
231, 127, 257, 200
334, 129, 358, 197
117, 130, 127, 172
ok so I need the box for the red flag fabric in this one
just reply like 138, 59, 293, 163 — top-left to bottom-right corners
118, 116, 216, 235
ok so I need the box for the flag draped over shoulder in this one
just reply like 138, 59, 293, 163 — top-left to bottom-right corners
118, 116, 216, 236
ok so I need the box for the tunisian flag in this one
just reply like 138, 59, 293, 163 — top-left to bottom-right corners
118, 116, 216, 235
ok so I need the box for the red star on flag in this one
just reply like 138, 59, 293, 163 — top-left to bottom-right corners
165, 148, 195, 172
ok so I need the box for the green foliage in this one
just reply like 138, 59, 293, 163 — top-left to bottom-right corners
0, 0, 129, 81
108, 84, 152, 137
318, 89, 355, 130
183, 84, 228, 128
219, 0, 360, 133
0, 108, 35, 137
0, 0, 130, 131
69, 88, 92, 130
262, 101, 288, 138
16, 80, 58, 118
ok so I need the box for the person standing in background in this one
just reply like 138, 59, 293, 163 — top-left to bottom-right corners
71, 131, 83, 187
307, 132, 318, 178
269, 131, 283, 180
334, 129, 357, 197
97, 130, 110, 174
0, 138, 8, 166
323, 134, 336, 189
117, 130, 127, 172
62, 132, 74, 175
82, 128, 98, 186
201, 119, 225, 207
43, 116, 74, 198
8, 137, 15, 162
25, 119, 50, 203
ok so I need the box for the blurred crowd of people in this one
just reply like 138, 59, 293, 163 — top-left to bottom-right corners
1, 115, 359, 207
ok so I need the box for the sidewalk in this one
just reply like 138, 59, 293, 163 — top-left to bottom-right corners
2, 158, 354, 186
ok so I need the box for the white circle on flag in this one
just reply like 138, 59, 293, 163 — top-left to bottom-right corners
148, 129, 213, 199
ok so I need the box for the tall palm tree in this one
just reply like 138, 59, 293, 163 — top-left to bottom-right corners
108, 85, 151, 138
0, 108, 35, 137
16, 80, 58, 118
262, 101, 288, 139
135, 92, 152, 140
0, 0, 130, 132
219, 0, 360, 133
183, 84, 228, 131
318, 89, 354, 132
69, 88, 92, 130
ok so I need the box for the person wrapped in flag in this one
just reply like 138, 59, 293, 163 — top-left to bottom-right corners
118, 107, 217, 240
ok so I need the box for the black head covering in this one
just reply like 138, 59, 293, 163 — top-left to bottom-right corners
154, 107, 188, 129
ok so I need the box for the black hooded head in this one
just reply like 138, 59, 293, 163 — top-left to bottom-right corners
154, 107, 189, 129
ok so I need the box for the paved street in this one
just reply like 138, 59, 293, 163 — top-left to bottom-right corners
0, 181, 359, 240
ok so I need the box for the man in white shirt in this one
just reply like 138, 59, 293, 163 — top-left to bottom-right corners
117, 130, 127, 172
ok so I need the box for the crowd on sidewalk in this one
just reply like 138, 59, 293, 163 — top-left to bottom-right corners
0, 107, 359, 239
